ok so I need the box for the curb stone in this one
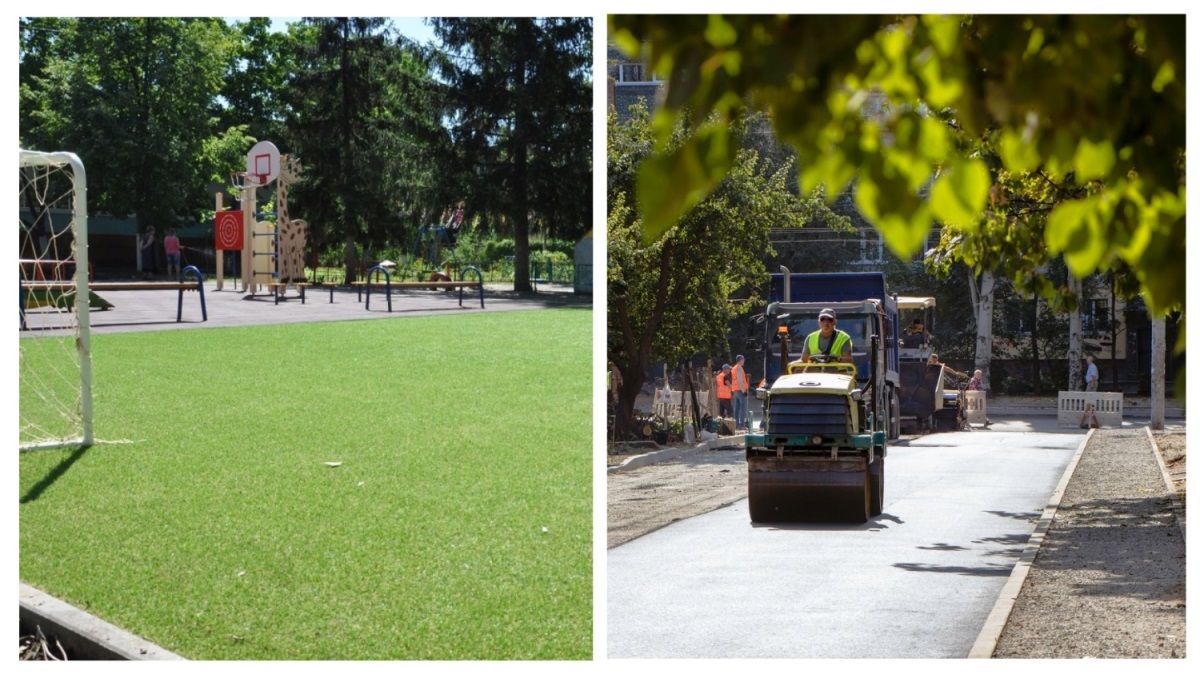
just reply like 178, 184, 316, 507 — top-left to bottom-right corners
607, 435, 744, 474
967, 428, 1095, 659
1145, 427, 1186, 542
20, 583, 184, 660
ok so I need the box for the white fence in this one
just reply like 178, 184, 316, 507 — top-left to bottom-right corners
653, 389, 710, 420
1058, 391, 1124, 427
963, 391, 988, 426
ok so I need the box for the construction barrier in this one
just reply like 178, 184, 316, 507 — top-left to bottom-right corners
1058, 391, 1123, 427
653, 389, 709, 421
964, 391, 988, 426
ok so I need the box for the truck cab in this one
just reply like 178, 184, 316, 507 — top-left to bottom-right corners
749, 272, 900, 439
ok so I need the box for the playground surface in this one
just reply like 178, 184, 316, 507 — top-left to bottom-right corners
22, 278, 589, 335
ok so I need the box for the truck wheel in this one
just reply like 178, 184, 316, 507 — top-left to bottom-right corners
869, 456, 885, 517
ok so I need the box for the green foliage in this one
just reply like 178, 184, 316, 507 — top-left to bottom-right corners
284, 18, 415, 270
221, 18, 294, 143
20, 310, 592, 659
612, 15, 1185, 317
610, 102, 820, 427
20, 18, 240, 229
431, 18, 592, 291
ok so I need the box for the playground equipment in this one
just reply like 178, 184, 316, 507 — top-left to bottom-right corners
215, 141, 309, 302
21, 266, 207, 330
356, 263, 486, 312
410, 216, 461, 279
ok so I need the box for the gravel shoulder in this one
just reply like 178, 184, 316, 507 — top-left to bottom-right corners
607, 446, 745, 548
993, 429, 1186, 658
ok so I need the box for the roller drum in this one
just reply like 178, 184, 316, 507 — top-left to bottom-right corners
748, 456, 870, 523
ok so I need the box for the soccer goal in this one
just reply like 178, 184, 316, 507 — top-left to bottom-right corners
19, 149, 93, 450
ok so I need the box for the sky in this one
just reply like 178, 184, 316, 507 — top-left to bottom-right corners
251, 16, 438, 46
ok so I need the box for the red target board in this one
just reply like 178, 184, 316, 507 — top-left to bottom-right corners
214, 210, 244, 251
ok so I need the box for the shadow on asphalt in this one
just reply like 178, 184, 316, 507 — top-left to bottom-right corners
892, 562, 1013, 576
751, 511, 905, 532
985, 509, 1043, 521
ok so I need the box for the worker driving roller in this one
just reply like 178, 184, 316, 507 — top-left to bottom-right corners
902, 318, 933, 348
800, 308, 854, 364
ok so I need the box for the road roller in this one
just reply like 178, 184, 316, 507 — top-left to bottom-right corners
746, 330, 887, 523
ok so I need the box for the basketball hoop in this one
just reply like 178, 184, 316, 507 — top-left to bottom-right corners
231, 172, 270, 190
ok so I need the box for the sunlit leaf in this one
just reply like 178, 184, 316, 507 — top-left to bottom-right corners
929, 158, 989, 228
1073, 137, 1116, 182
998, 128, 1040, 173
705, 16, 737, 47
1152, 60, 1175, 92
923, 15, 959, 57
636, 124, 734, 242
1044, 197, 1093, 252
917, 116, 950, 162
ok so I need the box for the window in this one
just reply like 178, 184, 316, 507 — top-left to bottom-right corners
852, 229, 885, 264
1003, 300, 1037, 335
612, 62, 660, 84
1082, 298, 1110, 336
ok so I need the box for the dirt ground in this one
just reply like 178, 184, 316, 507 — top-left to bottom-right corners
1153, 431, 1187, 503
607, 446, 745, 548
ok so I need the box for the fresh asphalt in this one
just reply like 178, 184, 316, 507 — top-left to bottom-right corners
607, 422, 1085, 658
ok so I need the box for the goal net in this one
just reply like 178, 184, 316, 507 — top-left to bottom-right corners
19, 149, 93, 450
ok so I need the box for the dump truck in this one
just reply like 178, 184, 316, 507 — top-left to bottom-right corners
744, 271, 898, 522
749, 270, 900, 438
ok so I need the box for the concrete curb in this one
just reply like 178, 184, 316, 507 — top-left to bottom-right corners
20, 583, 184, 660
1145, 427, 1186, 543
967, 428, 1095, 659
607, 436, 743, 474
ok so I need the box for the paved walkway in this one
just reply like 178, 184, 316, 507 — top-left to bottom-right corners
21, 279, 589, 335
993, 429, 1186, 657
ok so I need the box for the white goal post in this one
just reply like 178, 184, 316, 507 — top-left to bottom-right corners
19, 148, 93, 450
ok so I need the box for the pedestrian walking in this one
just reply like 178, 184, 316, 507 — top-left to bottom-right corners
1085, 355, 1099, 392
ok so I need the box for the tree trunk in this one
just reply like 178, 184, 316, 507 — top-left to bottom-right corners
973, 270, 995, 391
1030, 297, 1041, 394
343, 234, 358, 284
615, 364, 645, 440
1067, 274, 1083, 390
684, 361, 702, 436
1110, 272, 1118, 391
1150, 314, 1166, 430
510, 19, 533, 293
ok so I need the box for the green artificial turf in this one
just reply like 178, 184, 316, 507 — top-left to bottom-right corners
19, 309, 592, 659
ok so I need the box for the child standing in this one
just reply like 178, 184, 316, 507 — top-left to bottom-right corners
163, 228, 181, 279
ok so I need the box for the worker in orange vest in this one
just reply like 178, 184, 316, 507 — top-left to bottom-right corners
715, 363, 733, 418
731, 355, 750, 429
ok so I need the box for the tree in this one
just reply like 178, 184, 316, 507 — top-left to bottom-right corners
431, 18, 592, 292
608, 104, 806, 437
611, 15, 1185, 319
220, 18, 295, 144
20, 18, 239, 231
284, 18, 409, 281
